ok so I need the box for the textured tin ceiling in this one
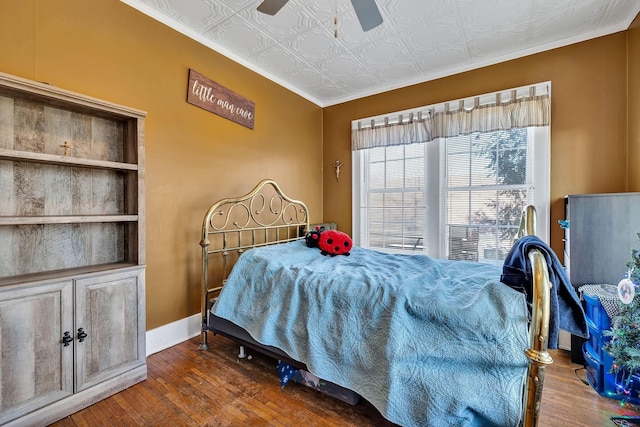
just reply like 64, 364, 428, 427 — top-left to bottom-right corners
122, 0, 640, 106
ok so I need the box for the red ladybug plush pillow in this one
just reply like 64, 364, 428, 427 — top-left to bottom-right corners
305, 226, 324, 248
318, 229, 352, 256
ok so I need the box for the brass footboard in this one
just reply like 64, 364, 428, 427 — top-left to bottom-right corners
519, 205, 553, 427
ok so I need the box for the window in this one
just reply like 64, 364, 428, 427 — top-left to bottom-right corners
352, 84, 550, 263
355, 143, 427, 251
443, 128, 549, 262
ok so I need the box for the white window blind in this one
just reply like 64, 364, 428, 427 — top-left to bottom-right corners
444, 128, 533, 262
357, 143, 427, 251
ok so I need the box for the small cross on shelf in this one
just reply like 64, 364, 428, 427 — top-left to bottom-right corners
60, 141, 73, 156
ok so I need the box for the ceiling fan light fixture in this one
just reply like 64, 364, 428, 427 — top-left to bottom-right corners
256, 0, 383, 33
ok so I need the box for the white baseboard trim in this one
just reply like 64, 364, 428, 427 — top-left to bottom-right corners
146, 312, 202, 356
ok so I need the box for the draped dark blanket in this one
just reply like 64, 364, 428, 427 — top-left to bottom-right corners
501, 235, 589, 349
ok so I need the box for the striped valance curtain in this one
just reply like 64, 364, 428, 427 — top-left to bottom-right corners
351, 83, 550, 151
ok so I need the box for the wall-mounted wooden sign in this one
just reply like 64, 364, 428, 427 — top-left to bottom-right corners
187, 69, 255, 129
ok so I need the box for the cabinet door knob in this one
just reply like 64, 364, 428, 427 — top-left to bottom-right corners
77, 328, 88, 342
62, 331, 73, 347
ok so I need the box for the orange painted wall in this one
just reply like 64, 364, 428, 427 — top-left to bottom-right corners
0, 0, 323, 330
323, 32, 631, 255
629, 15, 640, 191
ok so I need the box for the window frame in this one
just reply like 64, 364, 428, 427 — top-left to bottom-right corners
352, 125, 550, 261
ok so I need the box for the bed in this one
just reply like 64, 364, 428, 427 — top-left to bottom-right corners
198, 179, 585, 427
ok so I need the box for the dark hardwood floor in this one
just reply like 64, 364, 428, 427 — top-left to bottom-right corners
50, 334, 639, 427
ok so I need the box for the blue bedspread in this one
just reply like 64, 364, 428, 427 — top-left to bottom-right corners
212, 241, 529, 427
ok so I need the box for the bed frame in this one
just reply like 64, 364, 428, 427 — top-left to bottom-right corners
199, 179, 553, 427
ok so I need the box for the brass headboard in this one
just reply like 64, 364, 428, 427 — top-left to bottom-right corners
199, 179, 309, 350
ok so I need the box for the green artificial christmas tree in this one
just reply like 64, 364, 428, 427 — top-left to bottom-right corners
603, 293, 640, 374
603, 233, 640, 389
627, 234, 640, 285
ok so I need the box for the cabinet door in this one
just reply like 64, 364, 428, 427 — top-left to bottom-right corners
74, 268, 145, 392
0, 280, 73, 425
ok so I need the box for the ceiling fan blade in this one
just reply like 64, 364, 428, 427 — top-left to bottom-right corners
257, 0, 290, 16
350, 0, 383, 32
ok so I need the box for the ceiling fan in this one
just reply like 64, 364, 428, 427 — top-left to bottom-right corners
257, 0, 383, 32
